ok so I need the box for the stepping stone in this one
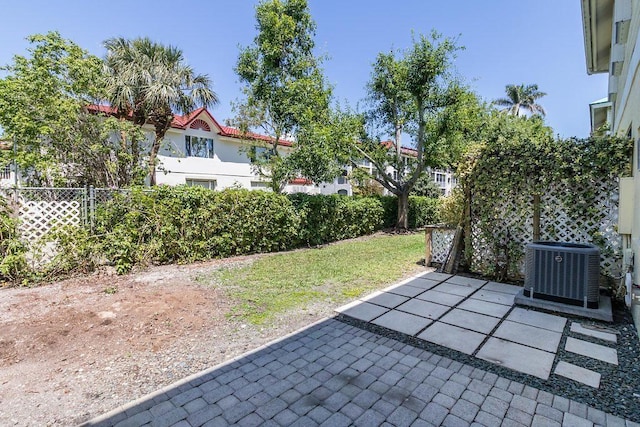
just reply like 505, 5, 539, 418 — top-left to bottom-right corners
476, 337, 555, 380
482, 282, 523, 295
457, 299, 511, 318
337, 302, 388, 322
570, 322, 617, 343
404, 278, 441, 290
422, 272, 452, 282
387, 284, 425, 298
554, 361, 601, 388
364, 292, 410, 309
439, 308, 500, 334
565, 337, 618, 365
416, 290, 465, 307
418, 322, 485, 355
506, 307, 567, 332
470, 290, 515, 306
433, 283, 478, 297
373, 310, 433, 336
445, 276, 487, 288
396, 299, 449, 320
493, 321, 562, 353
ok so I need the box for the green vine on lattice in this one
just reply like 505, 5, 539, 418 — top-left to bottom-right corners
457, 112, 633, 279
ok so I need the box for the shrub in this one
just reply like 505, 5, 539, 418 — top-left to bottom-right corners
95, 186, 299, 273
379, 195, 441, 229
288, 193, 384, 246
0, 198, 28, 283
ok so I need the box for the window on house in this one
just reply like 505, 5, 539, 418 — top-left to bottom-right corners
185, 136, 214, 158
251, 181, 271, 191
337, 189, 348, 195
435, 172, 446, 186
186, 179, 216, 190
251, 146, 274, 163
337, 169, 348, 184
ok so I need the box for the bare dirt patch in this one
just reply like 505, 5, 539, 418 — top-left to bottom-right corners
0, 255, 342, 426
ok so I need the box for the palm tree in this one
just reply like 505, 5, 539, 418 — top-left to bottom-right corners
103, 37, 218, 185
493, 84, 546, 117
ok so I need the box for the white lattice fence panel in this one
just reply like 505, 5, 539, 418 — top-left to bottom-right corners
470, 179, 621, 279
470, 191, 533, 277
541, 181, 621, 277
431, 228, 456, 264
18, 200, 82, 240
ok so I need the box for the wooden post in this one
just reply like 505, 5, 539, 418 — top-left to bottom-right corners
533, 194, 541, 242
425, 227, 433, 266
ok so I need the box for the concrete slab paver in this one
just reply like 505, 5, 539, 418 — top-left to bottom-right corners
396, 298, 449, 320
470, 289, 515, 306
445, 276, 487, 288
493, 321, 562, 353
565, 337, 619, 365
570, 322, 617, 343
417, 322, 486, 355
476, 337, 555, 380
422, 272, 452, 282
482, 282, 523, 295
554, 361, 601, 388
416, 289, 466, 306
364, 292, 410, 309
336, 302, 388, 322
407, 277, 443, 290
434, 283, 479, 297
457, 299, 512, 318
507, 307, 567, 332
372, 310, 432, 336
386, 284, 426, 298
439, 308, 501, 334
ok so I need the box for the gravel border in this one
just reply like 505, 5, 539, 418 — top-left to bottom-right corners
336, 297, 640, 421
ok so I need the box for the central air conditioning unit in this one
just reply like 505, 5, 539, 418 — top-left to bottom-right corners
524, 242, 600, 309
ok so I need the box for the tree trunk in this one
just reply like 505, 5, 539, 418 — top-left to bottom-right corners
148, 133, 162, 186
396, 190, 409, 230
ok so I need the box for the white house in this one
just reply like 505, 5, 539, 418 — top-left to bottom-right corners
581, 0, 639, 321
1, 105, 458, 196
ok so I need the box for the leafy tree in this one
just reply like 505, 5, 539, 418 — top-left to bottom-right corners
0, 32, 144, 187
358, 33, 470, 229
232, 0, 333, 192
493, 83, 546, 117
103, 37, 218, 185
410, 173, 444, 198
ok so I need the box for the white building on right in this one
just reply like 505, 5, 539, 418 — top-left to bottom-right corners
581, 0, 640, 320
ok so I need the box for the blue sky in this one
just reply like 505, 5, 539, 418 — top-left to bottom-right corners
0, 0, 607, 139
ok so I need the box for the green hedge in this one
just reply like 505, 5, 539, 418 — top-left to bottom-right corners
95, 186, 300, 273
5, 187, 443, 280
288, 193, 384, 246
379, 195, 442, 228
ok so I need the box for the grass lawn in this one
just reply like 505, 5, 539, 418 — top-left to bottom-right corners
201, 232, 426, 324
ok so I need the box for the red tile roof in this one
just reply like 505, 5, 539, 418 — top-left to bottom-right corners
381, 140, 418, 157
87, 105, 293, 147
289, 178, 313, 185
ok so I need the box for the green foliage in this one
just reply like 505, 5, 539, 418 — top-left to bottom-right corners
103, 37, 218, 185
459, 111, 633, 279
94, 186, 299, 273
439, 187, 465, 226
288, 194, 384, 245
378, 195, 441, 229
0, 32, 149, 187
0, 199, 27, 283
410, 173, 443, 198
493, 83, 546, 117
233, 0, 334, 192
359, 32, 470, 228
